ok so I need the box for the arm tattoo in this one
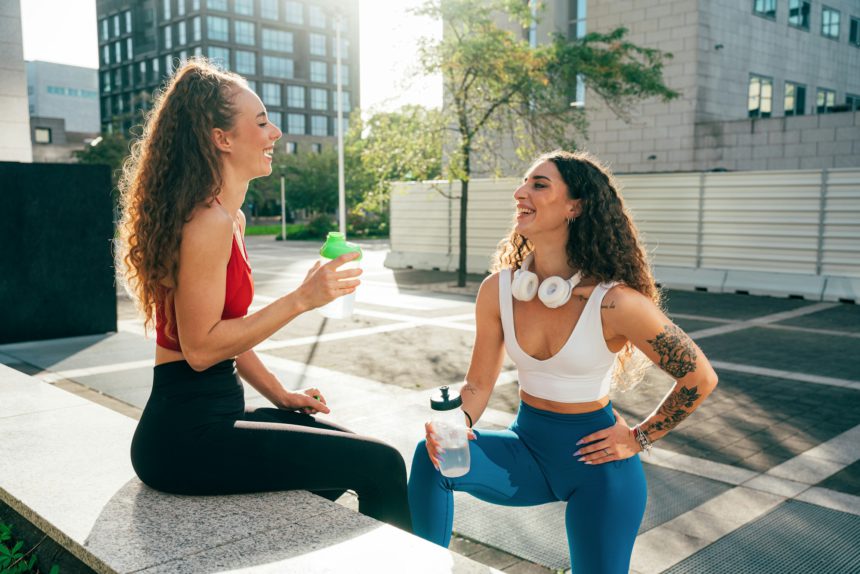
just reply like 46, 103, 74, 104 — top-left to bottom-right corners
643, 386, 701, 436
601, 300, 616, 310
461, 384, 478, 396
647, 324, 698, 379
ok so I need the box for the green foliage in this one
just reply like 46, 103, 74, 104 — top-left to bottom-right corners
410, 0, 679, 283
0, 522, 59, 574
73, 132, 131, 199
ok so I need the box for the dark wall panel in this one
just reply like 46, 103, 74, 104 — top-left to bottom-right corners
0, 162, 117, 344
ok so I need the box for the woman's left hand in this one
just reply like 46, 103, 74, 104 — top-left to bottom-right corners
284, 387, 330, 415
573, 409, 641, 465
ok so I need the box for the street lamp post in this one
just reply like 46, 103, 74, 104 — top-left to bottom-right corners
335, 11, 346, 236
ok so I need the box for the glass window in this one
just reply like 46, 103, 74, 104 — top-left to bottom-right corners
311, 142, 322, 153
235, 50, 255, 74
115, 41, 122, 62
177, 0, 185, 16
336, 117, 348, 136
101, 18, 109, 41
125, 11, 133, 33
850, 17, 860, 47
816, 88, 836, 113
102, 71, 111, 92
235, 20, 255, 45
287, 85, 305, 107
287, 113, 305, 134
127, 38, 133, 59
208, 46, 230, 69
163, 25, 172, 49
286, 1, 303, 24
261, 0, 279, 20
263, 82, 282, 106
335, 63, 348, 86
194, 45, 203, 57
567, 0, 586, 39
285, 141, 297, 154
309, 5, 326, 28
192, 16, 201, 41
234, 0, 253, 16
263, 55, 294, 78
335, 90, 350, 112
337, 37, 349, 58
822, 7, 840, 38
207, 16, 229, 41
788, 0, 810, 30
165, 55, 174, 74
207, 0, 227, 11
138, 61, 146, 83
246, 79, 256, 92
310, 60, 327, 83
309, 33, 327, 56
784, 82, 806, 116
846, 94, 860, 111
177, 22, 186, 45
163, 0, 171, 20
311, 115, 327, 136
179, 49, 188, 64
152, 57, 160, 78
262, 28, 293, 52
192, 0, 199, 9
310, 88, 327, 110
34, 127, 52, 144
103, 44, 110, 65
753, 0, 776, 19
748, 74, 772, 118
267, 111, 282, 130
114, 14, 120, 35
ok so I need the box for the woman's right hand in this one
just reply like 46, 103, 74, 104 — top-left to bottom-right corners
424, 421, 476, 471
296, 252, 362, 310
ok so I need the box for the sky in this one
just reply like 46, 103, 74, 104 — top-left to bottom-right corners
19, 0, 442, 113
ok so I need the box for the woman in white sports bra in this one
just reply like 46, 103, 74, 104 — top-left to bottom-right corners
408, 150, 720, 573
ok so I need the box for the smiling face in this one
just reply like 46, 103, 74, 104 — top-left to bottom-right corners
213, 85, 282, 180
513, 160, 580, 240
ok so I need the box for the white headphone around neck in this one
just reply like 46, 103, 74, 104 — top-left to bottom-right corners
511, 252, 583, 309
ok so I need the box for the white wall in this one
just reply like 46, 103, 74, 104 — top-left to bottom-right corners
0, 0, 32, 163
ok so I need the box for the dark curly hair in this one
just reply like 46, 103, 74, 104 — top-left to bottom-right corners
117, 57, 246, 338
493, 149, 661, 387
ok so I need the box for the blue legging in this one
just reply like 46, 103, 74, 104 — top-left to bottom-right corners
409, 401, 647, 574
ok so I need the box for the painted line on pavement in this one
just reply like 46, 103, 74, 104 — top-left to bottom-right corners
710, 360, 860, 391
36, 359, 153, 383
688, 302, 839, 339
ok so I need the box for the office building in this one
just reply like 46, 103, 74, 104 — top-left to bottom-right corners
1, 0, 33, 162
96, 0, 359, 154
483, 0, 860, 173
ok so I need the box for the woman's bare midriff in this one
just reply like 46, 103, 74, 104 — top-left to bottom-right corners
520, 389, 610, 414
155, 345, 186, 366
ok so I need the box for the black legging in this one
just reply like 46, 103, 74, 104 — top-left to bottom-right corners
130, 359, 412, 532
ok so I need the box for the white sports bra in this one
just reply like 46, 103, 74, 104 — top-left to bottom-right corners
499, 269, 620, 403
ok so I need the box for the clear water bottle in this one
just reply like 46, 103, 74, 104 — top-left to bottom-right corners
431, 385, 471, 478
317, 232, 362, 319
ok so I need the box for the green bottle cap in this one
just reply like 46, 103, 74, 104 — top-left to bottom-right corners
320, 231, 362, 261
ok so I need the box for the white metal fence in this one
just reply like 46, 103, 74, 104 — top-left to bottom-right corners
385, 169, 860, 301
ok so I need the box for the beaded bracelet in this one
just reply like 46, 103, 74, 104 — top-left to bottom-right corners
633, 424, 652, 454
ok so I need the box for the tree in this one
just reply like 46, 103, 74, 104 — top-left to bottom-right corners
413, 0, 679, 286
74, 131, 131, 199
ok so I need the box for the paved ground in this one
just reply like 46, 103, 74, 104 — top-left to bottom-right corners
2, 236, 859, 573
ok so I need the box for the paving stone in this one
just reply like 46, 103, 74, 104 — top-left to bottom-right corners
817, 460, 860, 496
777, 303, 860, 333
660, 289, 814, 321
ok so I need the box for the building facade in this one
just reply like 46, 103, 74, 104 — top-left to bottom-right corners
0, 0, 33, 162
96, 0, 359, 155
27, 61, 101, 163
484, 0, 860, 174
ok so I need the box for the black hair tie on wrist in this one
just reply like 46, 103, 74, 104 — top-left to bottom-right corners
463, 409, 474, 428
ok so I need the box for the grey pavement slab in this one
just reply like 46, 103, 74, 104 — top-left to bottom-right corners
0, 331, 154, 372
661, 500, 860, 574
660, 289, 816, 321
776, 302, 860, 333
817, 460, 860, 496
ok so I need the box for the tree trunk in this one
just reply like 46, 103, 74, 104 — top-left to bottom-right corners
457, 176, 468, 287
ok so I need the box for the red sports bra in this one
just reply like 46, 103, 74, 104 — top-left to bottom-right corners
155, 230, 254, 351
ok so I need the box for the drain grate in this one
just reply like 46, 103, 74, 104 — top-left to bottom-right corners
664, 500, 860, 574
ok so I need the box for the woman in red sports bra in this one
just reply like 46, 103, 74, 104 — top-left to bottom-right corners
116, 58, 411, 532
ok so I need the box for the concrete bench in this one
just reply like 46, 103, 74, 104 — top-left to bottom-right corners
0, 364, 495, 573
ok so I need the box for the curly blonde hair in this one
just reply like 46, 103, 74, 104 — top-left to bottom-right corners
492, 149, 661, 389
117, 58, 246, 337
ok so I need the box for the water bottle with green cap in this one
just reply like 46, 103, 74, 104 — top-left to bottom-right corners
318, 231, 362, 319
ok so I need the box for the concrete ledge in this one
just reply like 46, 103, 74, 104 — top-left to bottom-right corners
822, 276, 860, 303
653, 266, 727, 292
722, 270, 826, 299
0, 364, 495, 574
